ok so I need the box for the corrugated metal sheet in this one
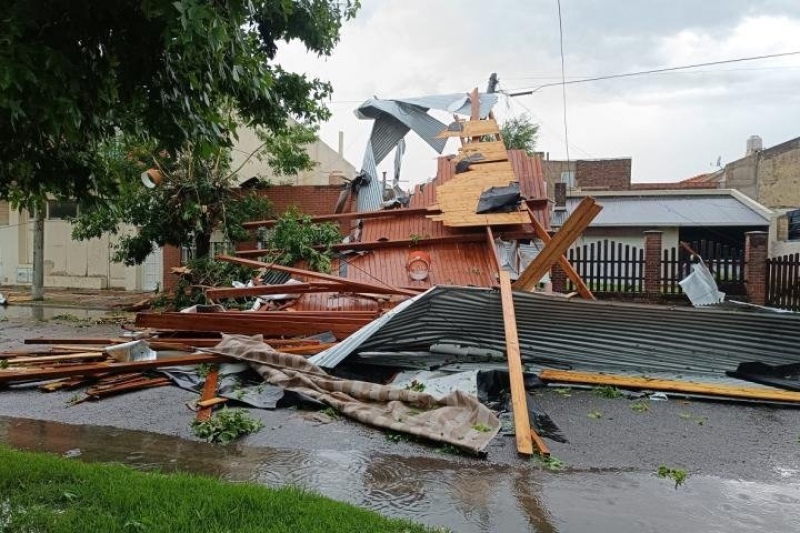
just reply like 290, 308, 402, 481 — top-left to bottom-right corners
390, 93, 499, 119
311, 286, 800, 375
553, 194, 770, 227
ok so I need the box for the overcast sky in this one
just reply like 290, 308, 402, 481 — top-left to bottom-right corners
276, 1, 800, 187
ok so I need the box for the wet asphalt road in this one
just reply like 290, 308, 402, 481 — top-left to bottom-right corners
1, 316, 799, 482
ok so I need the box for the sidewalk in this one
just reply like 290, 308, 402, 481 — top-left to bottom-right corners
0, 286, 153, 310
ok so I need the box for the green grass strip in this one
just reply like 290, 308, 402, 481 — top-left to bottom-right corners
0, 446, 442, 532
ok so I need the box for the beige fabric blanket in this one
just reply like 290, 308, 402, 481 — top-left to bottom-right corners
212, 335, 500, 455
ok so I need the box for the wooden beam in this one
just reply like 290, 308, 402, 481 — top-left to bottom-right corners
196, 368, 220, 422
530, 428, 551, 457
499, 270, 534, 456
0, 353, 231, 384
237, 233, 489, 256
242, 207, 437, 229
513, 197, 602, 291
206, 282, 346, 300
6, 352, 106, 365
539, 369, 800, 404
215, 255, 418, 297
485, 226, 501, 275
523, 204, 595, 300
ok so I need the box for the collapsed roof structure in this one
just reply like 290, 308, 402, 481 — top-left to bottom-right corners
6, 89, 800, 459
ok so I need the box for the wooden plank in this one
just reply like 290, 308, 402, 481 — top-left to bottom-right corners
196, 368, 220, 422
498, 271, 534, 456
236, 233, 491, 258
24, 338, 118, 345
215, 255, 418, 297
242, 207, 437, 229
530, 428, 550, 457
436, 119, 501, 138
539, 369, 800, 404
134, 314, 366, 339
523, 204, 595, 300
513, 197, 602, 291
0, 353, 231, 384
197, 397, 228, 408
6, 352, 106, 365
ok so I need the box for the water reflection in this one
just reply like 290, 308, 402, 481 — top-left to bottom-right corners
1, 416, 798, 533
0, 305, 108, 321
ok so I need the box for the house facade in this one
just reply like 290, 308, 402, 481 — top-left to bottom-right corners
0, 132, 355, 292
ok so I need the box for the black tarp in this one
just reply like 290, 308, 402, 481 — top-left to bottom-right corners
476, 182, 522, 214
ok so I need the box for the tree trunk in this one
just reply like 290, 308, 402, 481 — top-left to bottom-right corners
194, 231, 212, 260
31, 203, 45, 301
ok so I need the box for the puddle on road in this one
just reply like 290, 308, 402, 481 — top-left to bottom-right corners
1, 416, 798, 532
0, 305, 109, 321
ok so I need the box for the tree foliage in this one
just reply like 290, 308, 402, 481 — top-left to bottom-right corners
71, 139, 275, 265
0, 0, 360, 209
257, 208, 341, 273
500, 114, 539, 156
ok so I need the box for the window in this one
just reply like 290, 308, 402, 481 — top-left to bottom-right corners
47, 200, 78, 220
0, 201, 9, 225
788, 209, 800, 241
560, 171, 575, 188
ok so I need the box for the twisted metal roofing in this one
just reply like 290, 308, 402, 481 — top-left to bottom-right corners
311, 286, 800, 375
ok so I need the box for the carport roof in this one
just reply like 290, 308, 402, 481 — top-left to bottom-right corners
553, 189, 771, 228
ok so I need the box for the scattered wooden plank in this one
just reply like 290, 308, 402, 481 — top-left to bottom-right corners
0, 353, 230, 384
278, 342, 337, 355
499, 271, 534, 456
539, 369, 800, 404
197, 397, 228, 408
6, 352, 106, 365
86, 376, 172, 399
216, 255, 418, 297
530, 428, 551, 457
196, 368, 220, 422
242, 207, 438, 229
24, 338, 118, 345
513, 197, 602, 291
523, 204, 595, 300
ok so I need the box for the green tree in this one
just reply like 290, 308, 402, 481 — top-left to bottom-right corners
0, 0, 359, 291
500, 114, 540, 155
70, 137, 279, 265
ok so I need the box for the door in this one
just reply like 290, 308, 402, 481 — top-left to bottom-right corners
141, 247, 163, 292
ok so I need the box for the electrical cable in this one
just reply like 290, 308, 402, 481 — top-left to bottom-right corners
503, 50, 800, 96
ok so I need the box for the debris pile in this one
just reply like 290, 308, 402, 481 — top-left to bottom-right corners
3, 94, 800, 458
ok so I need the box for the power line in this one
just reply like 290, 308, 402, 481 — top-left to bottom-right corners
503, 64, 800, 81
504, 50, 800, 96
556, 0, 571, 167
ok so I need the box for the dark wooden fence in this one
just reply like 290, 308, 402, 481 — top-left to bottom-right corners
564, 239, 745, 295
767, 252, 800, 311
564, 240, 644, 293
661, 240, 746, 295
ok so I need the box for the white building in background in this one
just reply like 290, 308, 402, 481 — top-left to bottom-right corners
0, 130, 355, 291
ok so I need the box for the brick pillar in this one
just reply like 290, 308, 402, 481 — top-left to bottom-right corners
744, 231, 768, 305
161, 245, 182, 291
643, 230, 662, 293
551, 263, 567, 293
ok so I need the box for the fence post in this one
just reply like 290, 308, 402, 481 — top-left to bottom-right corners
643, 230, 662, 293
744, 231, 768, 305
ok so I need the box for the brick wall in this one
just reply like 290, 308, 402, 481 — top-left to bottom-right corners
575, 159, 631, 191
261, 184, 350, 216
757, 137, 800, 208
